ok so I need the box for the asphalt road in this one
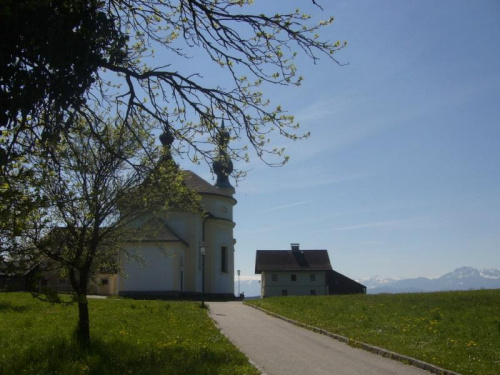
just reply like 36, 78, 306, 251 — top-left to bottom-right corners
208, 301, 431, 375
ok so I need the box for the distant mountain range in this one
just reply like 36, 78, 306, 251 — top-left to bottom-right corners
235, 267, 500, 297
359, 267, 500, 294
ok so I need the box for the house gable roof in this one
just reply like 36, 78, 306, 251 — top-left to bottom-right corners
326, 269, 367, 290
255, 250, 333, 274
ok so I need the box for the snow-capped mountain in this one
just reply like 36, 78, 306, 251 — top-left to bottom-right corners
358, 276, 400, 290
360, 267, 500, 294
480, 268, 500, 279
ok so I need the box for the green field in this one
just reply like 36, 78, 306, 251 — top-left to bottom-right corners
247, 290, 500, 375
0, 293, 258, 375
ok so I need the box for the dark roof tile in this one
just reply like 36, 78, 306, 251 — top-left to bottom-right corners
182, 170, 234, 199
131, 220, 188, 246
255, 250, 332, 273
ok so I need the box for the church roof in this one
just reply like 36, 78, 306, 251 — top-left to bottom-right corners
182, 170, 234, 199
255, 249, 333, 274
156, 224, 186, 243
127, 219, 188, 246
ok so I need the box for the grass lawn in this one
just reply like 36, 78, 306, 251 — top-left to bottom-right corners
247, 289, 500, 375
0, 292, 259, 375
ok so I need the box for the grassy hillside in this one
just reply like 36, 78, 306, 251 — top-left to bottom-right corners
247, 290, 500, 375
0, 293, 258, 375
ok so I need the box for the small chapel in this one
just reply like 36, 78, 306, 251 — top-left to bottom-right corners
96, 125, 237, 298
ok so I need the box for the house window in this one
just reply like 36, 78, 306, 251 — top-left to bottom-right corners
310, 290, 316, 295
310, 274, 316, 282
282, 290, 288, 296
291, 274, 296, 282
101, 278, 109, 286
272, 274, 278, 282
221, 246, 228, 273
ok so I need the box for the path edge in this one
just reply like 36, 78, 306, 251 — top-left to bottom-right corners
245, 303, 461, 375
207, 305, 268, 375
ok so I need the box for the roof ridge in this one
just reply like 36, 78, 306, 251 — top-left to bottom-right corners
255, 249, 332, 274
181, 170, 235, 199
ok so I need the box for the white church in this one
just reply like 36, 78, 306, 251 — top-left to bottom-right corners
94, 126, 237, 298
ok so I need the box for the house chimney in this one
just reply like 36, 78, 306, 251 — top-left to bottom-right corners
291, 243, 300, 252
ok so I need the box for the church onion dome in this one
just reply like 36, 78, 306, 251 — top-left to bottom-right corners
213, 154, 233, 189
212, 121, 234, 191
159, 124, 175, 161
157, 120, 235, 197
159, 126, 174, 147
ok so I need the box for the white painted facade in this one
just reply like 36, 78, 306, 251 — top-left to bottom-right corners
116, 177, 237, 297
261, 271, 328, 297
121, 243, 180, 292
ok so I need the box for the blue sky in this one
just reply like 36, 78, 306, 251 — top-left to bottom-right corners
179, 0, 500, 280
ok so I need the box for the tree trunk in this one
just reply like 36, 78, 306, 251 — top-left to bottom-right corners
76, 293, 90, 346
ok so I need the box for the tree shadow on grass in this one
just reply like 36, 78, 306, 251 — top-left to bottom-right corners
0, 301, 29, 312
4, 336, 251, 375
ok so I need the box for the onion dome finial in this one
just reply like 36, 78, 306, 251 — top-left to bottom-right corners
159, 124, 175, 161
213, 120, 234, 191
159, 124, 174, 147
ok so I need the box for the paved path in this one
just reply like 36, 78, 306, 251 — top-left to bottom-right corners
209, 302, 430, 375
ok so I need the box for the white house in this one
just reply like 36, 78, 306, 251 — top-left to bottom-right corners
255, 244, 332, 297
255, 243, 366, 297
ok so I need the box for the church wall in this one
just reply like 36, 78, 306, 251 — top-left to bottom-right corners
204, 219, 235, 294
120, 243, 185, 292
194, 194, 236, 295
117, 189, 236, 296
202, 195, 234, 222
162, 211, 203, 293
187, 216, 203, 293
